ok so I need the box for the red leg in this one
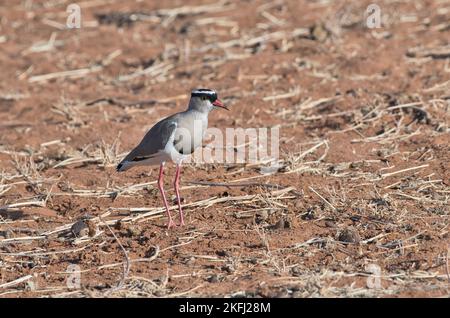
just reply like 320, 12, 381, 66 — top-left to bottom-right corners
158, 163, 175, 229
173, 163, 185, 226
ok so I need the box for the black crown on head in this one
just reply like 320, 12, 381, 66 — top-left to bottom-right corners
191, 88, 218, 102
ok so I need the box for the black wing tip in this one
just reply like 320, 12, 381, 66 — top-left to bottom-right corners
116, 163, 123, 172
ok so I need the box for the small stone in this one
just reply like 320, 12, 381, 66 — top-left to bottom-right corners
115, 220, 123, 230
290, 267, 303, 276
215, 250, 229, 257
71, 220, 89, 237
301, 207, 315, 220
284, 218, 293, 229
271, 216, 292, 230
258, 210, 269, 220
294, 201, 303, 210
275, 289, 290, 298
273, 219, 285, 229
85, 219, 98, 237
222, 264, 235, 274
145, 246, 158, 258
255, 210, 269, 223
325, 220, 336, 228
0, 229, 12, 239
292, 290, 304, 297
337, 227, 360, 243
207, 275, 219, 283
154, 290, 164, 297
126, 225, 140, 237
138, 235, 149, 245
310, 23, 329, 42
185, 257, 195, 265
26, 280, 36, 291
171, 195, 184, 204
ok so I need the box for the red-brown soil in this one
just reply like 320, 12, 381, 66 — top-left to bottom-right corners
0, 0, 449, 297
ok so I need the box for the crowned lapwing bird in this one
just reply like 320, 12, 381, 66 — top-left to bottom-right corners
117, 89, 228, 229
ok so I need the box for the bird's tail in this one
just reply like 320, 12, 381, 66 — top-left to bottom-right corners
116, 160, 132, 172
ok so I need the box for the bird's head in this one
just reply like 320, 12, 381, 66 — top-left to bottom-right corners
189, 88, 228, 112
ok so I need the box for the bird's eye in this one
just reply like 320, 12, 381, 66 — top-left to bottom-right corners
202, 96, 207, 101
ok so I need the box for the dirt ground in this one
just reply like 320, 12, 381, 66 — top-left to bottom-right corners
0, 0, 449, 298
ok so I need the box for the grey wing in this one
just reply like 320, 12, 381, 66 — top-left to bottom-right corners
122, 117, 178, 163
173, 130, 196, 155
